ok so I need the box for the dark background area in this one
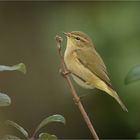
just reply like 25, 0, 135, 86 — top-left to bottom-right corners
0, 1, 140, 139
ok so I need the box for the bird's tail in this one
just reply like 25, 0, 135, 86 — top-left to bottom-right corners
107, 87, 128, 112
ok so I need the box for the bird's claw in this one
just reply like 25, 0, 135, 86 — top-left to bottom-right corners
59, 68, 71, 77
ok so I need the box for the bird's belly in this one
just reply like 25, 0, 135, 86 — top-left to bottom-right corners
71, 74, 95, 89
64, 55, 96, 89
64, 54, 109, 93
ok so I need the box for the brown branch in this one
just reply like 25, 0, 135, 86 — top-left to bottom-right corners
55, 35, 99, 140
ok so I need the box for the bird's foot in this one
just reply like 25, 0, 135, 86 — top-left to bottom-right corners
59, 68, 71, 77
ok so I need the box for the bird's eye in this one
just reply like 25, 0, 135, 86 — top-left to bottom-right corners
75, 37, 80, 40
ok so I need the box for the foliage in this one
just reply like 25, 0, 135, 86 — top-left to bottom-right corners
0, 93, 11, 107
125, 65, 140, 84
0, 63, 26, 107
35, 114, 66, 134
0, 63, 65, 140
5, 121, 29, 138
39, 133, 57, 140
4, 114, 66, 140
0, 63, 26, 74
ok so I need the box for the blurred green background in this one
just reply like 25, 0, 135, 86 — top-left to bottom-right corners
0, 1, 140, 139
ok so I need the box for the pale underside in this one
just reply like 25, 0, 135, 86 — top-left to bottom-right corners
71, 73, 95, 89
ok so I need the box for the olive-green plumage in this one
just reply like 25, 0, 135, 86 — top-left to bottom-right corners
64, 31, 128, 112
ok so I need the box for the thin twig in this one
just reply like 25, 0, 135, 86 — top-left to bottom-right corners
55, 35, 99, 140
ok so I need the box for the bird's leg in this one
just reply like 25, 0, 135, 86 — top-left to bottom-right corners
59, 68, 71, 77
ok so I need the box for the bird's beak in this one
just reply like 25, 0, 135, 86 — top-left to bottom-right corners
63, 32, 71, 37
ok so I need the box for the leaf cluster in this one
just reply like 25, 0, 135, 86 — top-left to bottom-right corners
0, 63, 66, 140
0, 63, 26, 107
4, 115, 65, 140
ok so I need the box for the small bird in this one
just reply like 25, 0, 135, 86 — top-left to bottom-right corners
64, 31, 128, 112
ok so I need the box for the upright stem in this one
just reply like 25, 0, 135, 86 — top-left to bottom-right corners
55, 35, 99, 139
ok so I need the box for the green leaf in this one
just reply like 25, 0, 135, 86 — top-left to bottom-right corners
5, 120, 29, 138
35, 114, 66, 134
0, 93, 11, 106
125, 65, 140, 84
3, 135, 21, 140
0, 63, 26, 74
39, 133, 57, 140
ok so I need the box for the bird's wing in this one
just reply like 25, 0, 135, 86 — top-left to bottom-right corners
75, 47, 112, 87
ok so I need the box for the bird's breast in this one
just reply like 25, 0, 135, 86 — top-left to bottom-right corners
64, 49, 76, 72
64, 49, 95, 89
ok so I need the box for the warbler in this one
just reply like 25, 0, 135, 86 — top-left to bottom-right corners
64, 31, 128, 112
